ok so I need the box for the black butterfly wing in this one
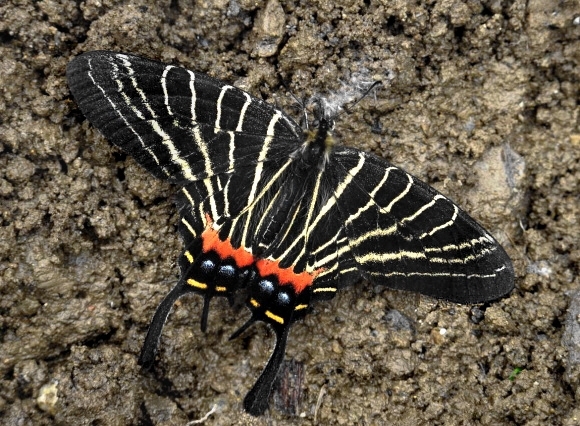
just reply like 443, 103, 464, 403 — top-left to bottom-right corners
200, 155, 365, 304
66, 51, 302, 184
330, 148, 514, 304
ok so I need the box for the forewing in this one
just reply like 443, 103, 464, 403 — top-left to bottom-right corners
66, 51, 302, 183
307, 224, 362, 301
332, 148, 514, 304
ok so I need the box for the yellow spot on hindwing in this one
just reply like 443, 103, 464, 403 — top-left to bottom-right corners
294, 304, 308, 311
187, 279, 207, 290
265, 310, 284, 324
215, 286, 227, 292
184, 251, 194, 263
248, 298, 285, 324
313, 287, 337, 293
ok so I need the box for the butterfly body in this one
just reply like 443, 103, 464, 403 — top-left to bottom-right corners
66, 51, 514, 416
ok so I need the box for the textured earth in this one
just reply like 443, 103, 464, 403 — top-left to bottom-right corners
0, 1, 579, 425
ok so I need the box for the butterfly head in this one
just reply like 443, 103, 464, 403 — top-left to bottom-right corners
299, 96, 337, 156
301, 78, 381, 154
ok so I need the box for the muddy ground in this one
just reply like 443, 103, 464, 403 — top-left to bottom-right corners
0, 0, 579, 425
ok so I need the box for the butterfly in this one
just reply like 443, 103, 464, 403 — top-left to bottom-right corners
66, 51, 514, 416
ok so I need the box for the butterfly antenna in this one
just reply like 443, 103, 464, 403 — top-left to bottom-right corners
342, 80, 382, 115
282, 83, 309, 129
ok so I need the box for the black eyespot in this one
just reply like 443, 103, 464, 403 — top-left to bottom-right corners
258, 279, 275, 294
200, 259, 215, 274
218, 264, 236, 278
277, 292, 290, 305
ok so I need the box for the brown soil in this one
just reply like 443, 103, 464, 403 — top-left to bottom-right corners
1, 0, 579, 425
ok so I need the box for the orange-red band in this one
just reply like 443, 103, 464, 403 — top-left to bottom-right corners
255, 258, 321, 294
201, 215, 254, 268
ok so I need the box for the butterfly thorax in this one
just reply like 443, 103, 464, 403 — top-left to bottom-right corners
300, 116, 335, 165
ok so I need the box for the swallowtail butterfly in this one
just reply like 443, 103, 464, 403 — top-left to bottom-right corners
66, 51, 514, 416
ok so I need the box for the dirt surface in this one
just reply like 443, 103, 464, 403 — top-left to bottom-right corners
0, 0, 579, 425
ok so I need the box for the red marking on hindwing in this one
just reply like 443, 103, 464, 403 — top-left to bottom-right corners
255, 258, 322, 294
201, 214, 254, 268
